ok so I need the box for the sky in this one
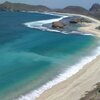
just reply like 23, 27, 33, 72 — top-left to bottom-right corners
0, 0, 100, 9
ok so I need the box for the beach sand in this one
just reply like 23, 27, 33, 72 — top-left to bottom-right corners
37, 56, 100, 100
77, 14, 100, 37
37, 14, 100, 100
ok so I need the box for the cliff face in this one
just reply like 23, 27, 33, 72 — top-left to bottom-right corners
0, 1, 50, 12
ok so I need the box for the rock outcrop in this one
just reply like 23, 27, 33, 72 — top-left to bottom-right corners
51, 16, 91, 29
52, 21, 65, 29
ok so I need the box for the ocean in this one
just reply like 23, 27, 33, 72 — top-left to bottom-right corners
0, 11, 100, 100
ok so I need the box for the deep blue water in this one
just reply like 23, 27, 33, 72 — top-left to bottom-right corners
0, 11, 99, 100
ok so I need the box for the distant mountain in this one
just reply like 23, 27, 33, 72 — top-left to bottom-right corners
62, 6, 89, 15
89, 3, 100, 20
0, 1, 100, 20
0, 1, 50, 12
0, 1, 89, 15
89, 3, 100, 12
55, 4, 100, 20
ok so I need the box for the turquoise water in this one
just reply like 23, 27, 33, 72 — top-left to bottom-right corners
0, 11, 99, 100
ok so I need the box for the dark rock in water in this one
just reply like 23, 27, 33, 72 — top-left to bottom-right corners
51, 16, 91, 30
69, 17, 91, 24
60, 16, 91, 25
69, 17, 81, 24
43, 16, 83, 32
79, 18, 91, 23
52, 21, 65, 29
70, 20, 78, 24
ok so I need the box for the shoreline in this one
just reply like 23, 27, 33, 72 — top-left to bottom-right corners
18, 12, 100, 100
48, 12, 100, 37
17, 45, 100, 100
36, 13, 100, 100
24, 11, 100, 37
37, 55, 100, 100
76, 14, 100, 37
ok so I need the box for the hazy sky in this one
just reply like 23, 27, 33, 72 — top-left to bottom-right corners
0, 0, 100, 9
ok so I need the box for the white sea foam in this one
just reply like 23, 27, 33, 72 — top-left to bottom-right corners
24, 16, 94, 36
24, 16, 67, 33
24, 16, 78, 35
17, 12, 99, 100
16, 45, 100, 100
70, 31, 95, 36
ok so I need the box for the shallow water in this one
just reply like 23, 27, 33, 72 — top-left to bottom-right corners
0, 11, 99, 100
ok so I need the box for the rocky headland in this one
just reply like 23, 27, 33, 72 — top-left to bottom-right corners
43, 16, 92, 33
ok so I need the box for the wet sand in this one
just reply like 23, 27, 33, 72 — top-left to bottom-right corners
37, 56, 100, 100
37, 14, 100, 100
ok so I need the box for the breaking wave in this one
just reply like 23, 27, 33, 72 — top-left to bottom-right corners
16, 45, 100, 100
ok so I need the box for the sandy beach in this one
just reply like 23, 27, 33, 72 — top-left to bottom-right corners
77, 14, 100, 37
37, 56, 100, 100
37, 14, 100, 100
60, 13, 100, 36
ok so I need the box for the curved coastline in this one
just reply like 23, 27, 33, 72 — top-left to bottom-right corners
24, 15, 67, 33
17, 12, 100, 100
36, 13, 100, 100
24, 12, 100, 36
16, 46, 100, 100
